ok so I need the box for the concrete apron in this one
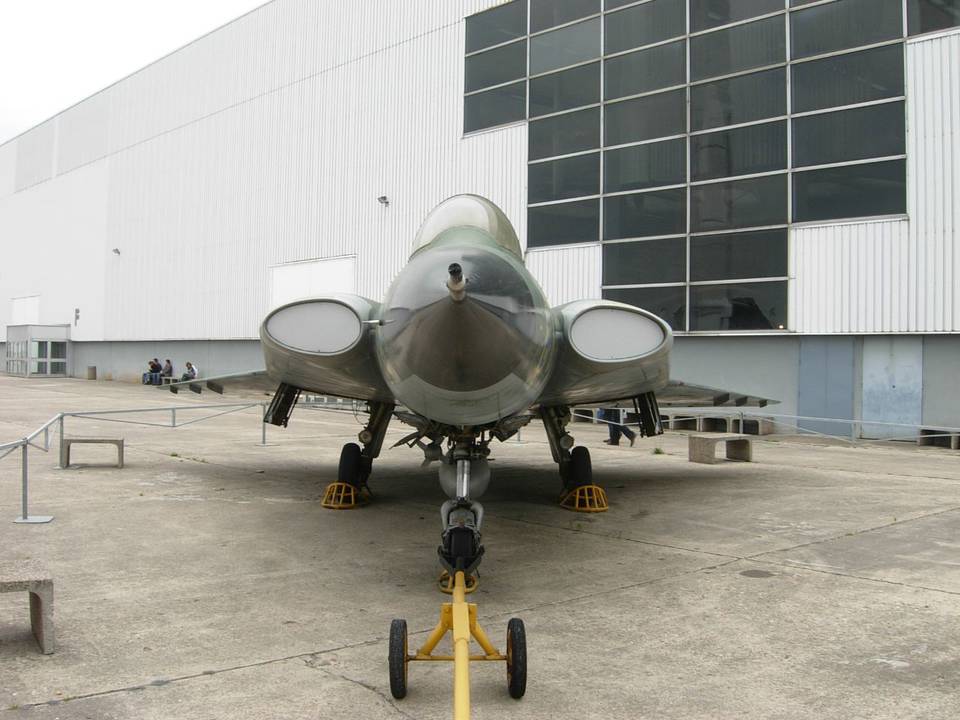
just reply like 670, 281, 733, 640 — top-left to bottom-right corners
1, 376, 959, 719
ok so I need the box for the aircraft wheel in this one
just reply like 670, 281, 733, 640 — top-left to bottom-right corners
506, 618, 527, 699
389, 619, 408, 699
565, 446, 592, 489
338, 443, 363, 487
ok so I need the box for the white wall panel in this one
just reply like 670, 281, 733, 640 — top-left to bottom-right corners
0, 162, 108, 341
791, 219, 911, 333
0, 142, 15, 198
13, 120, 56, 192
526, 244, 602, 306
906, 31, 960, 332
791, 31, 960, 334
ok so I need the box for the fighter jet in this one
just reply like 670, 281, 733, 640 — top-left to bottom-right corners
170, 195, 769, 579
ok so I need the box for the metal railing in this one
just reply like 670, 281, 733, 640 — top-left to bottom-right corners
2, 399, 364, 524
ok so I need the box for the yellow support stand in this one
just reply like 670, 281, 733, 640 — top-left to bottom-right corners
320, 481, 370, 509
559, 484, 609, 512
389, 570, 527, 718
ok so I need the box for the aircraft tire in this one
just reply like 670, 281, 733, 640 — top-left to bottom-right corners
389, 619, 408, 699
506, 618, 527, 699
566, 446, 592, 489
338, 442, 363, 487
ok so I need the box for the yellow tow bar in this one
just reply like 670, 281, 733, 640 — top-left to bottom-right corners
388, 571, 527, 719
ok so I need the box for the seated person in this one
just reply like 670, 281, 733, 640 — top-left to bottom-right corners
161, 359, 174, 378
180, 361, 198, 382
146, 358, 163, 385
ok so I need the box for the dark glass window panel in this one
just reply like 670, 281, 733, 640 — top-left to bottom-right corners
604, 0, 686, 54
529, 63, 600, 117
790, 0, 821, 5
690, 281, 787, 330
531, 0, 600, 32
691, 174, 787, 231
791, 0, 902, 60
529, 107, 600, 160
691, 0, 784, 31
793, 160, 906, 222
690, 68, 786, 131
466, 1, 526, 54
464, 81, 525, 133
604, 40, 686, 100
791, 45, 904, 113
603, 239, 686, 285
464, 41, 526, 93
908, 0, 960, 35
530, 17, 601, 75
602, 286, 687, 331
691, 121, 787, 181
690, 229, 787, 281
604, 138, 686, 192
528, 199, 600, 247
605, 89, 686, 146
793, 102, 905, 168
603, 188, 686, 240
690, 15, 785, 82
529, 153, 601, 203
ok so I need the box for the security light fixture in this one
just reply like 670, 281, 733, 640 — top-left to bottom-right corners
377, 195, 390, 206
111, 248, 121, 255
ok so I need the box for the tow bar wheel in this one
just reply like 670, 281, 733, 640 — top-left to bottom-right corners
506, 617, 527, 699
389, 618, 408, 699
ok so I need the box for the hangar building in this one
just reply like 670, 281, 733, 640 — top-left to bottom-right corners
1, 0, 959, 437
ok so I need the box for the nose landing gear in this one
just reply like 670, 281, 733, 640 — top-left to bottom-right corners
437, 441, 488, 589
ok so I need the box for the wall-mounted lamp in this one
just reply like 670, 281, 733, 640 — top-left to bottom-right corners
377, 195, 390, 206
111, 248, 121, 255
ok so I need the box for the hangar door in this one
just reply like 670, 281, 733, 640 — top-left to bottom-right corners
269, 256, 356, 309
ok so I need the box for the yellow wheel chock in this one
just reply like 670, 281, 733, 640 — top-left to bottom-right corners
559, 484, 609, 512
320, 482, 370, 509
389, 570, 527, 718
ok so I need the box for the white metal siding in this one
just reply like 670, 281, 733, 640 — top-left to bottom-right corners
13, 120, 56, 192
526, 244, 602, 306
0, 0, 521, 341
791, 31, 960, 334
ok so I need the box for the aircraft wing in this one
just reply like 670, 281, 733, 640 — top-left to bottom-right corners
654, 379, 774, 408
164, 369, 276, 395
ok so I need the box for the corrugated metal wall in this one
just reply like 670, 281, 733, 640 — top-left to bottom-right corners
791, 31, 960, 334
526, 244, 602, 306
0, 0, 520, 341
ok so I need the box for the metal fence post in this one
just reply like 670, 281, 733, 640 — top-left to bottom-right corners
57, 414, 65, 469
14, 441, 53, 524
261, 403, 267, 446
172, 408, 177, 427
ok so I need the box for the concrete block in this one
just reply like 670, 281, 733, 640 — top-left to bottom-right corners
733, 417, 775, 436
60, 438, 124, 468
700, 417, 733, 433
0, 560, 55, 654
688, 433, 753, 464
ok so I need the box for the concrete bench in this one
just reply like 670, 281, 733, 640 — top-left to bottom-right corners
60, 438, 124, 468
0, 560, 55, 654
917, 429, 960, 450
688, 433, 753, 464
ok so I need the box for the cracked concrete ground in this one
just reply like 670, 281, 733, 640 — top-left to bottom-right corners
1, 375, 959, 719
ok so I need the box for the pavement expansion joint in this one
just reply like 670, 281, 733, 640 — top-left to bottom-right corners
309, 663, 418, 719
14, 637, 387, 710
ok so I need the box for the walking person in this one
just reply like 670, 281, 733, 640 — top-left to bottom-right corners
600, 407, 636, 447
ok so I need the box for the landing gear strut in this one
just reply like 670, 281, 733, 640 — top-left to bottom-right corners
541, 406, 609, 512
321, 401, 394, 509
437, 437, 488, 590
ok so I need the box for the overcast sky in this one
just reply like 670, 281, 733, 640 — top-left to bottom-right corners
0, 0, 269, 144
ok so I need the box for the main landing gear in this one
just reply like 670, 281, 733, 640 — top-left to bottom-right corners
321, 401, 394, 509
541, 406, 609, 512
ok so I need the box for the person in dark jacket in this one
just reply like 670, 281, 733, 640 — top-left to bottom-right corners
600, 407, 636, 447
